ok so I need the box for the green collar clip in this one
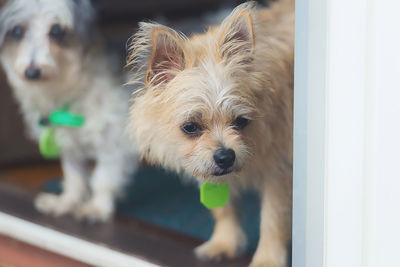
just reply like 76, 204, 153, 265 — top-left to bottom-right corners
39, 109, 85, 128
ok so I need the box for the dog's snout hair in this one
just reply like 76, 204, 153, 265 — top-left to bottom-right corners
211, 124, 240, 148
14, 37, 58, 79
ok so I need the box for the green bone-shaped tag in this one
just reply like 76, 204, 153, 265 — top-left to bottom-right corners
39, 127, 61, 159
200, 182, 230, 209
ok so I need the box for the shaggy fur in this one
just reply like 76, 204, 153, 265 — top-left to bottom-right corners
127, 0, 294, 266
0, 0, 138, 222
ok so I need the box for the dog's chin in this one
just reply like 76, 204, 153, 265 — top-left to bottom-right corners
23, 77, 50, 84
193, 167, 236, 183
212, 168, 233, 176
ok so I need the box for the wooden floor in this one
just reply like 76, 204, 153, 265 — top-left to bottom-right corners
0, 162, 62, 192
0, 163, 251, 267
0, 234, 90, 267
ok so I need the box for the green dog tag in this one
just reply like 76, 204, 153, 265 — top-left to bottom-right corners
200, 182, 230, 209
39, 127, 60, 159
49, 110, 84, 127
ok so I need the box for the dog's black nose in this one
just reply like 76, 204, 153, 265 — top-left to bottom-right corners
25, 67, 41, 80
214, 148, 236, 169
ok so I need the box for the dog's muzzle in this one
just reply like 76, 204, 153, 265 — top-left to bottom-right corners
25, 67, 42, 81
213, 148, 235, 176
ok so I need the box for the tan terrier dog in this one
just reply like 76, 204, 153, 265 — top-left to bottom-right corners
127, 0, 293, 266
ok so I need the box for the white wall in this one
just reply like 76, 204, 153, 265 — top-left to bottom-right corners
293, 0, 400, 266
365, 1, 400, 266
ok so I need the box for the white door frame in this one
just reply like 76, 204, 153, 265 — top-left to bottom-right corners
293, 0, 327, 266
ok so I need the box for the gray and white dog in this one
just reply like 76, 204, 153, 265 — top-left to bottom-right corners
0, 0, 139, 221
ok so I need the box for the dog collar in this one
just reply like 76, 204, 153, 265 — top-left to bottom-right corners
200, 182, 230, 209
38, 106, 85, 158
39, 104, 85, 127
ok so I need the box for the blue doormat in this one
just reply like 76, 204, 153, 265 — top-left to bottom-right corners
44, 167, 261, 253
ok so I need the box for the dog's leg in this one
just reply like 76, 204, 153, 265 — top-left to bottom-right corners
250, 180, 291, 267
75, 153, 136, 222
35, 155, 88, 217
195, 201, 247, 261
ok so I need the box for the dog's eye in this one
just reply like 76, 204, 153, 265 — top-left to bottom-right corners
181, 122, 203, 136
49, 24, 66, 42
9, 26, 24, 40
232, 116, 249, 130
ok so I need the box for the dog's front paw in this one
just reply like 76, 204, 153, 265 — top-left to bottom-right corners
249, 260, 281, 267
249, 258, 284, 267
194, 230, 246, 261
249, 246, 287, 267
34, 192, 77, 217
74, 196, 114, 222
195, 240, 237, 261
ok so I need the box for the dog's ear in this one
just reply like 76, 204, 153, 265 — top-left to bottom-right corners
146, 28, 187, 87
0, 0, 7, 9
88, 0, 104, 11
72, 0, 96, 41
218, 2, 256, 61
126, 23, 188, 89
0, 0, 9, 48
